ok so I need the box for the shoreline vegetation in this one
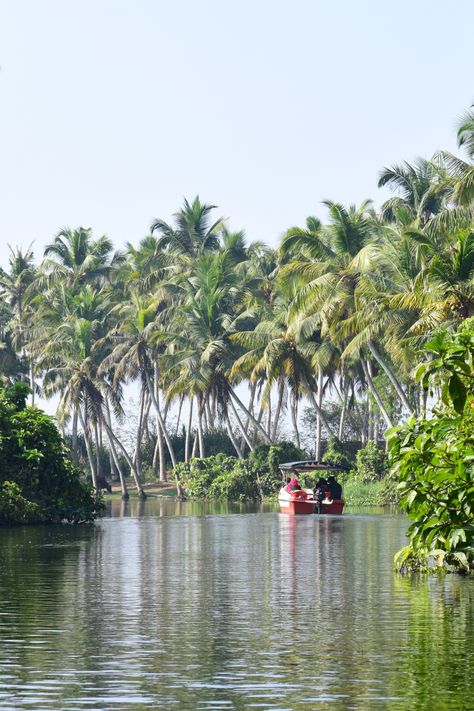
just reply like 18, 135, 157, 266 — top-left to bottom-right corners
0, 107, 473, 571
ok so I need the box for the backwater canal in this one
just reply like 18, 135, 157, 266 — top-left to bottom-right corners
0, 501, 472, 710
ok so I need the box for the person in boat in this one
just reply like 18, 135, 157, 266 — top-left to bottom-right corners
313, 477, 328, 514
327, 475, 342, 500
285, 475, 301, 492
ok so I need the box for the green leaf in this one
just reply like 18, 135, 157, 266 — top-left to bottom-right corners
449, 372, 467, 413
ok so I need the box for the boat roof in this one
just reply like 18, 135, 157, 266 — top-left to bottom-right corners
279, 460, 348, 472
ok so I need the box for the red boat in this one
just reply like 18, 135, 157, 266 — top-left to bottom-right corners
278, 460, 346, 515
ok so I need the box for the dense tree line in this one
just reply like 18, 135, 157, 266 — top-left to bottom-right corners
2, 108, 474, 499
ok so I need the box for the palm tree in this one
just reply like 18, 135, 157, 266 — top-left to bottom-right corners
0, 245, 37, 401
378, 158, 450, 226
151, 197, 224, 258
41, 227, 123, 288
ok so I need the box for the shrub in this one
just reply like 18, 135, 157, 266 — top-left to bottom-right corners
390, 321, 474, 574
178, 441, 306, 500
0, 383, 101, 525
351, 440, 388, 482
0, 481, 40, 524
322, 436, 353, 469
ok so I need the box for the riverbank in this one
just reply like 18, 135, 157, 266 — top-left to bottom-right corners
106, 479, 398, 507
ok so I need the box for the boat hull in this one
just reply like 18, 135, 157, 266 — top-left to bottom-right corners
279, 499, 316, 515
278, 489, 345, 515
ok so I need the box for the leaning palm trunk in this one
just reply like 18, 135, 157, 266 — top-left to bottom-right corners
361, 359, 393, 429
71, 406, 79, 464
102, 419, 146, 498
175, 394, 184, 436
184, 396, 194, 463
240, 381, 257, 451
290, 394, 300, 449
315, 367, 324, 460
104, 399, 129, 499
271, 379, 285, 441
29, 361, 35, 407
229, 387, 272, 444
229, 398, 254, 452
145, 367, 176, 467
338, 389, 348, 441
306, 389, 337, 441
367, 340, 413, 415
134, 387, 146, 492
78, 406, 97, 489
93, 421, 102, 480
266, 390, 272, 438
197, 397, 205, 458
225, 411, 244, 458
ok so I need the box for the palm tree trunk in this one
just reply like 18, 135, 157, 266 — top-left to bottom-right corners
175, 394, 184, 436
306, 389, 337, 440
361, 358, 393, 429
266, 390, 272, 438
197, 397, 205, 458
338, 389, 348, 441
367, 392, 373, 441
72, 406, 79, 464
102, 419, 146, 498
155, 416, 166, 481
29, 361, 35, 406
367, 340, 413, 414
315, 367, 324, 460
135, 387, 146, 495
93, 420, 101, 479
271, 378, 285, 441
290, 393, 300, 449
78, 406, 97, 489
229, 398, 254, 452
185, 397, 194, 463
241, 381, 257, 451
229, 387, 272, 444
225, 411, 244, 458
104, 399, 128, 499
205, 397, 214, 430
145, 367, 177, 467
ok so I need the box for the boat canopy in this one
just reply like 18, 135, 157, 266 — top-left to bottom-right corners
279, 460, 348, 473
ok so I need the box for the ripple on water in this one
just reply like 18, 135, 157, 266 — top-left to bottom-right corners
0, 506, 472, 710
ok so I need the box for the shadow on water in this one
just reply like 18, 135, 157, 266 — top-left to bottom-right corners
0, 505, 472, 709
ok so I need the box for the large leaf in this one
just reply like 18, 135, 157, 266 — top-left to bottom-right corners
448, 372, 467, 413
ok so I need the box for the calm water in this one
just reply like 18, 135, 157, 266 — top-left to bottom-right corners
0, 501, 473, 710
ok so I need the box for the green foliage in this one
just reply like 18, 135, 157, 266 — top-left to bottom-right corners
0, 481, 40, 524
351, 440, 388, 482
0, 383, 101, 524
177, 441, 305, 500
343, 478, 399, 506
323, 436, 353, 469
389, 320, 474, 574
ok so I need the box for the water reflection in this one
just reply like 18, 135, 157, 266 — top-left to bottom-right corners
0, 506, 472, 709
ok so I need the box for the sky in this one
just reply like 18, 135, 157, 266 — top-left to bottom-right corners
0, 0, 473, 270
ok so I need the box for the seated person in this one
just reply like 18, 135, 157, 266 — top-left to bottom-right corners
285, 475, 301, 492
327, 475, 342, 500
313, 477, 328, 513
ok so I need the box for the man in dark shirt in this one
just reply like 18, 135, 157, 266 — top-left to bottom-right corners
327, 475, 342, 500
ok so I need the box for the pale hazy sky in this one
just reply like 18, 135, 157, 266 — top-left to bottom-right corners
0, 0, 473, 269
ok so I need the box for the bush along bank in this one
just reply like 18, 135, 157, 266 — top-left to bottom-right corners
173, 438, 399, 505
389, 321, 474, 575
174, 442, 304, 501
0, 383, 102, 525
